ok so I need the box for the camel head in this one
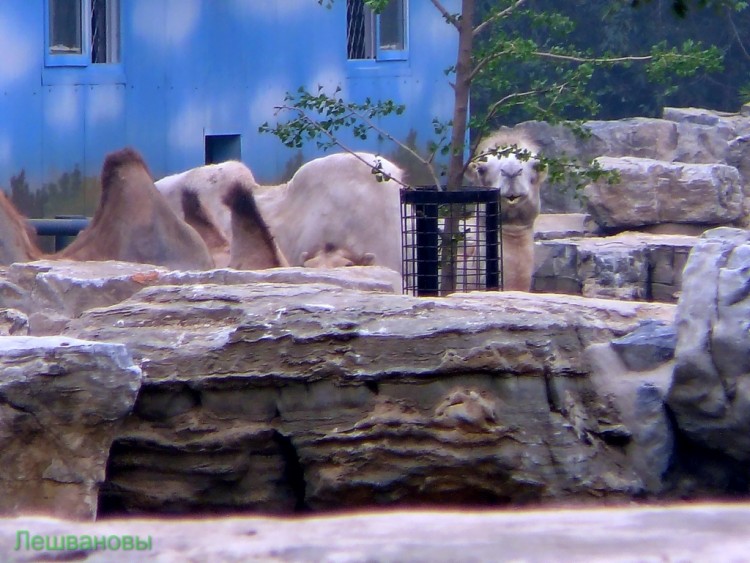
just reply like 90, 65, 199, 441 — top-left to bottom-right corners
468, 134, 546, 228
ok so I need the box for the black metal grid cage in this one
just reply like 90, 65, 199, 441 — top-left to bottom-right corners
401, 186, 503, 296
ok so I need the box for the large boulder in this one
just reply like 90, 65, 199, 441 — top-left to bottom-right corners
60, 282, 675, 513
509, 108, 750, 213
667, 228, 750, 463
0, 336, 142, 520
584, 157, 743, 231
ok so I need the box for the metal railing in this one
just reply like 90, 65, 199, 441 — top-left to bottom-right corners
28, 216, 90, 252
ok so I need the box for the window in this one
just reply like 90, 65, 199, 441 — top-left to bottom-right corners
47, 0, 120, 66
205, 135, 242, 165
347, 0, 408, 61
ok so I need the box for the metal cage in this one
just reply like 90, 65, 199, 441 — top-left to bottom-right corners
400, 186, 502, 296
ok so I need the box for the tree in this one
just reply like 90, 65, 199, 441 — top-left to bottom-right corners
262, 0, 731, 192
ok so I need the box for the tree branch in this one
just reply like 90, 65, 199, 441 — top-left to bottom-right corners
273, 105, 418, 188
474, 0, 528, 38
725, 6, 750, 61
430, 0, 460, 30
343, 104, 444, 187
532, 51, 653, 64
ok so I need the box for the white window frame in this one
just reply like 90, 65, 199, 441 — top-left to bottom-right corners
45, 0, 121, 68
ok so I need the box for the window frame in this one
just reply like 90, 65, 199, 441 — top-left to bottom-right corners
45, 0, 90, 67
347, 0, 409, 63
44, 0, 121, 68
375, 0, 408, 62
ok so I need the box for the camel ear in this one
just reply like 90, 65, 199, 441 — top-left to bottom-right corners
361, 253, 376, 266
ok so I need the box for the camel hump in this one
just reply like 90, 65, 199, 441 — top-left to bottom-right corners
101, 147, 152, 189
223, 181, 262, 219
181, 188, 212, 229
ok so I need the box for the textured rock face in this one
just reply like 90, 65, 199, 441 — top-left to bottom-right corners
0, 260, 403, 335
584, 157, 743, 230
0, 336, 142, 520
59, 282, 674, 514
0, 309, 27, 336
533, 232, 697, 302
667, 228, 750, 463
508, 108, 750, 215
3, 504, 750, 562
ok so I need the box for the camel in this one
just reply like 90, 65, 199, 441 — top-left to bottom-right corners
300, 243, 376, 268
466, 130, 547, 291
59, 147, 215, 271
156, 160, 253, 267
0, 191, 42, 265
156, 152, 405, 275
220, 183, 288, 270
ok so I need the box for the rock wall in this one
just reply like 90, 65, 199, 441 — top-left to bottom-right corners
510, 105, 750, 225
41, 269, 674, 515
533, 231, 697, 302
59, 283, 674, 514
0, 226, 747, 517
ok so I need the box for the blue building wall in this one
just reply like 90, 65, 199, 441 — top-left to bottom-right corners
0, 0, 458, 216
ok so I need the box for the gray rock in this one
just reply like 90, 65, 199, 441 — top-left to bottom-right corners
61, 284, 675, 513
3, 504, 750, 562
533, 232, 698, 303
667, 227, 750, 462
507, 110, 749, 213
0, 260, 403, 336
725, 134, 750, 226
0, 309, 27, 336
584, 157, 743, 230
611, 320, 676, 371
0, 336, 142, 519
586, 343, 674, 493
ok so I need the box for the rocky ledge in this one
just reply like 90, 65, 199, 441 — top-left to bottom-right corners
3, 503, 750, 562
56, 281, 674, 515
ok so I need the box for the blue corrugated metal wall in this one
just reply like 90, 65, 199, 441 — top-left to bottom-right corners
0, 0, 458, 216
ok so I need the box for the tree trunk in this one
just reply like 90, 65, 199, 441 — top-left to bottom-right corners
439, 0, 475, 294
445, 0, 475, 191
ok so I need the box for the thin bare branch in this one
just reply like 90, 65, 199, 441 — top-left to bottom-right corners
344, 105, 444, 187
468, 48, 513, 83
532, 51, 653, 64
725, 6, 750, 61
474, 0, 528, 38
430, 0, 460, 30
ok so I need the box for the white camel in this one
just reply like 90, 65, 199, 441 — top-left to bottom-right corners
465, 130, 546, 291
156, 152, 406, 275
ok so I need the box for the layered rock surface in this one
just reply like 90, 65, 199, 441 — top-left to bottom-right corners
0, 337, 141, 520
534, 231, 697, 302
507, 106, 750, 224
0, 260, 403, 335
585, 157, 743, 230
56, 281, 674, 514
